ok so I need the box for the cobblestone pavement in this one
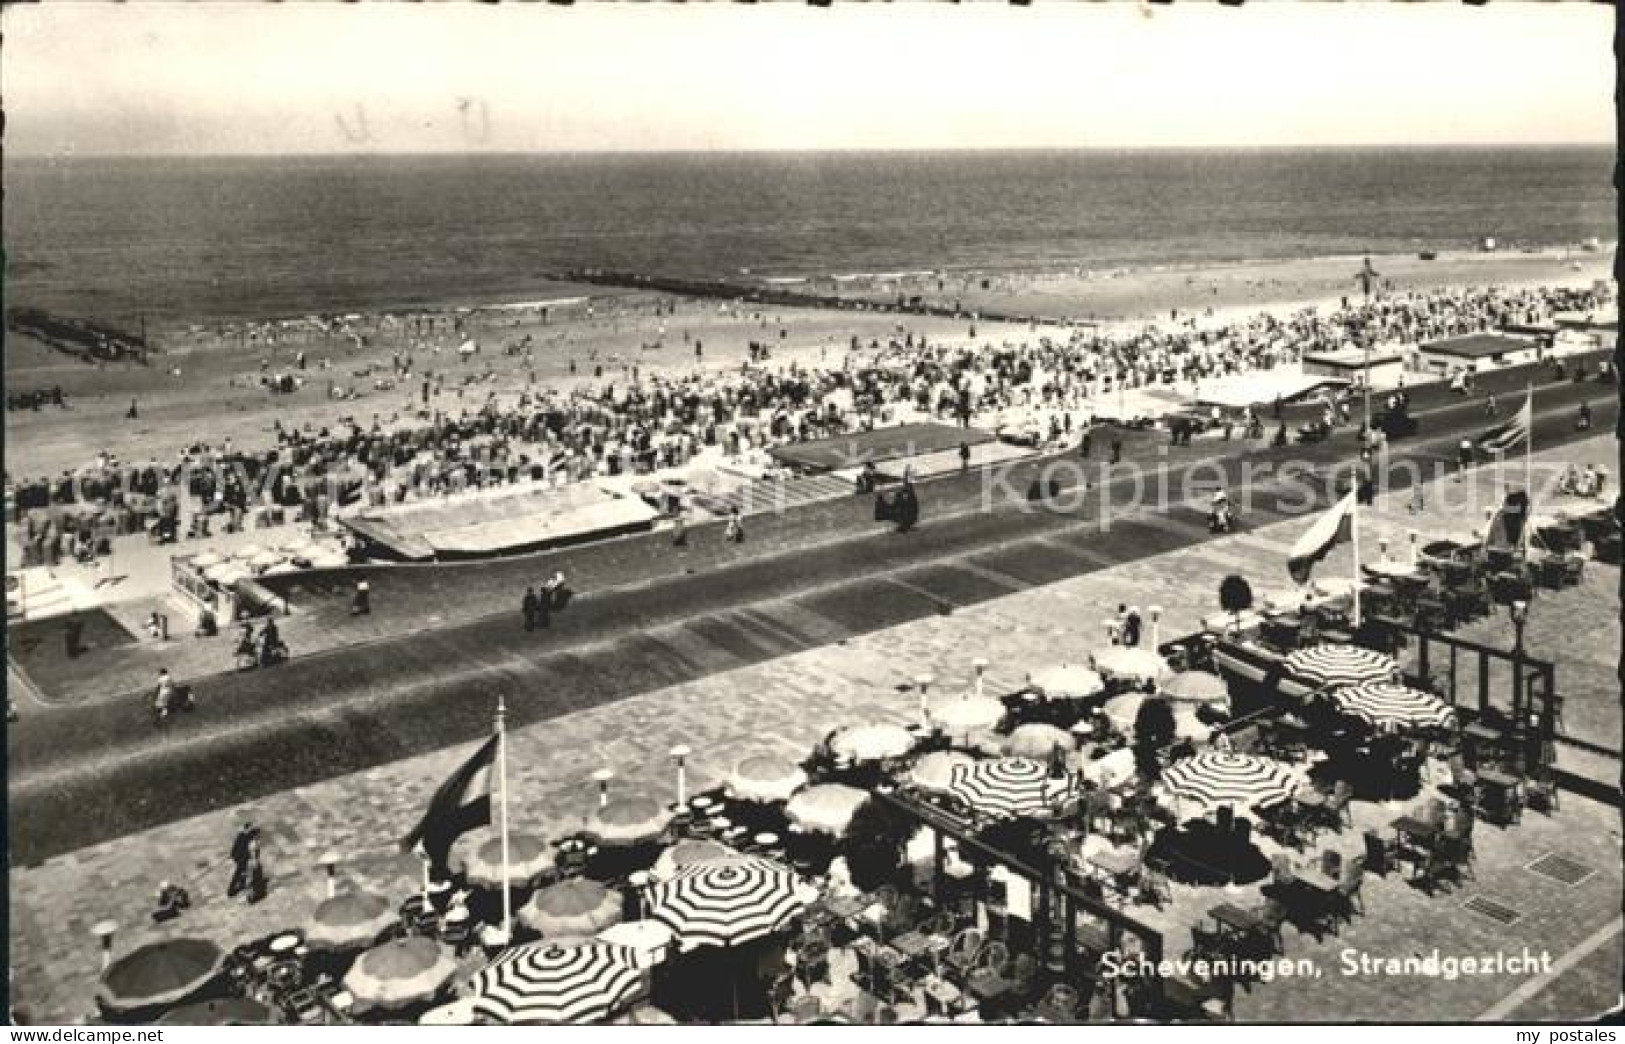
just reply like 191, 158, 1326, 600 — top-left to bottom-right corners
9, 439, 1619, 1023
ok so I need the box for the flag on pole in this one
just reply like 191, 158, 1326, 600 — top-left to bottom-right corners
1474, 393, 1533, 456
1483, 489, 1531, 553
400, 735, 500, 867
1287, 490, 1358, 584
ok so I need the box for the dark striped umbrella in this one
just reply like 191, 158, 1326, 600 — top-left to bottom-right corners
469, 942, 644, 1025
1284, 643, 1397, 688
645, 856, 805, 949
1334, 682, 1456, 730
1159, 752, 1298, 815
946, 757, 1074, 819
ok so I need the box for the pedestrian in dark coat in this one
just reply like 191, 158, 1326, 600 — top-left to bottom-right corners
522, 586, 539, 631
227, 822, 262, 899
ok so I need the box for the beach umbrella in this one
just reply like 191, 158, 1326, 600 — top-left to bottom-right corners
728, 754, 807, 805
343, 937, 458, 1012
829, 723, 914, 763
158, 997, 279, 1026
928, 694, 1004, 738
909, 751, 977, 794
946, 758, 1074, 819
467, 942, 644, 1025
306, 890, 397, 952
1003, 724, 1075, 761
98, 938, 225, 1017
595, 920, 676, 969
586, 796, 672, 847
1159, 752, 1298, 815
1333, 682, 1456, 731
1091, 646, 1170, 684
1027, 665, 1104, 701
652, 839, 737, 881
1081, 748, 1137, 787
1160, 671, 1230, 704
457, 833, 556, 890
786, 784, 869, 836
612, 1004, 679, 1026
645, 856, 806, 949
520, 879, 623, 938
1103, 694, 1208, 740
1284, 644, 1397, 688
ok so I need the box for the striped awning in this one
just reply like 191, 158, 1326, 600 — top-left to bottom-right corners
1159, 752, 1298, 814
1334, 681, 1456, 730
1284, 643, 1397, 688
645, 856, 806, 949
468, 942, 644, 1025
946, 757, 1075, 819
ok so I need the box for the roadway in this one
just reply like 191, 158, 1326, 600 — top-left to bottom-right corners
7, 359, 1615, 863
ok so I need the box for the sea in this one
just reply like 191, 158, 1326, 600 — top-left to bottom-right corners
3, 147, 1615, 325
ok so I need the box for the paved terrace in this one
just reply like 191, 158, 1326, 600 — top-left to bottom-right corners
10, 439, 1620, 1023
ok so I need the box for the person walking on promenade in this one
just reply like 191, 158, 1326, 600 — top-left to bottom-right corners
351, 580, 371, 616
725, 506, 745, 544
1578, 401, 1592, 431
671, 509, 688, 547
522, 586, 539, 632
1079, 430, 1092, 459
1110, 439, 1122, 466
152, 668, 176, 726
1456, 438, 1473, 479
227, 821, 268, 903
958, 441, 971, 475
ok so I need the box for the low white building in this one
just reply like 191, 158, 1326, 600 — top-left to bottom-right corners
1416, 332, 1541, 376
1302, 346, 1410, 389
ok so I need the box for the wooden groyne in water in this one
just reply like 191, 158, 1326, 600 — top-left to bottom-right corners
552, 269, 1089, 328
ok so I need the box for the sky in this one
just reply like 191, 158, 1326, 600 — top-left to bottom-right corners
2, 2, 1615, 156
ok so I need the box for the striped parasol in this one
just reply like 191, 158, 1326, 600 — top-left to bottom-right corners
786, 784, 869, 836
306, 891, 397, 952
586, 796, 672, 847
729, 754, 807, 804
909, 750, 978, 793
468, 942, 644, 1025
1092, 646, 1171, 684
946, 757, 1074, 819
1027, 664, 1104, 700
928, 694, 1004, 738
343, 936, 458, 1012
1333, 681, 1456, 730
1160, 670, 1230, 704
1159, 752, 1298, 814
519, 878, 623, 938
645, 856, 806, 949
829, 724, 915, 763
1284, 644, 1397, 688
457, 832, 556, 889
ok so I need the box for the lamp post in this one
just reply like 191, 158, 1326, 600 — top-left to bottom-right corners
1149, 605, 1163, 650
972, 658, 989, 699
318, 851, 341, 898
669, 745, 691, 808
1509, 599, 1529, 733
92, 920, 119, 971
592, 768, 614, 809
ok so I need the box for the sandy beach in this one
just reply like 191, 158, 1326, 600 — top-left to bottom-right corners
5, 246, 1613, 479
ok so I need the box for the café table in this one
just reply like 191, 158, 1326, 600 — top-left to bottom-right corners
1392, 815, 1440, 844
269, 933, 302, 956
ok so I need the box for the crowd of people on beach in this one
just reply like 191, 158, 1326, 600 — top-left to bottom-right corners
6, 282, 1609, 563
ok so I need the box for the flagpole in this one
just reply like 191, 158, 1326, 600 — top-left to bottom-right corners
497, 694, 512, 943
1523, 378, 1534, 557
1350, 483, 1362, 630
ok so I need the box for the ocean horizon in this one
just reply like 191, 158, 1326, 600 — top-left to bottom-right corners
4, 145, 1615, 324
